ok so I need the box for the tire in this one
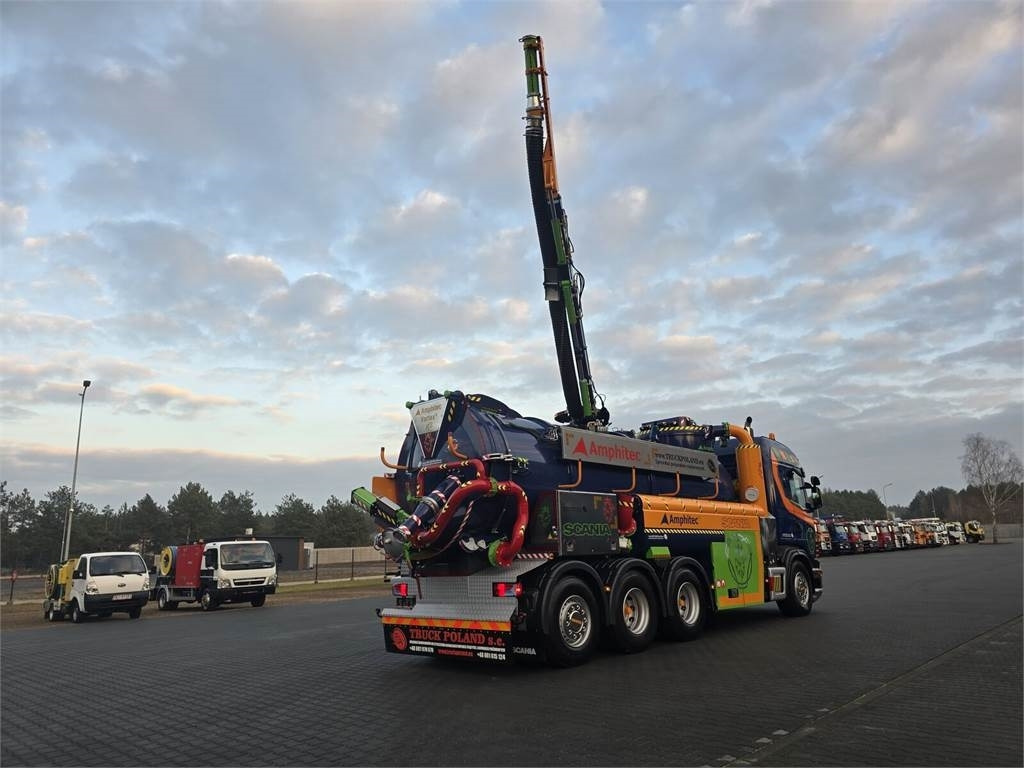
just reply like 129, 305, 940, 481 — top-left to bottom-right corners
200, 591, 218, 612
250, 594, 267, 608
778, 561, 813, 617
661, 567, 708, 641
157, 589, 169, 611
44, 601, 61, 622
543, 576, 599, 667
128, 607, 142, 619
607, 571, 658, 654
70, 600, 84, 624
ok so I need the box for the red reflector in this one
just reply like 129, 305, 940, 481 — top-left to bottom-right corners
492, 582, 522, 598
392, 582, 409, 597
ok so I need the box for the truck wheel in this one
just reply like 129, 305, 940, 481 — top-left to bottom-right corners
70, 600, 84, 624
543, 576, 598, 667
778, 561, 813, 617
157, 589, 169, 611
44, 601, 60, 622
607, 571, 658, 654
200, 591, 218, 612
250, 594, 267, 607
128, 607, 142, 619
662, 567, 708, 641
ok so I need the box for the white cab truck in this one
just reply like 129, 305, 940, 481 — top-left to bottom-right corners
43, 551, 150, 623
152, 539, 279, 611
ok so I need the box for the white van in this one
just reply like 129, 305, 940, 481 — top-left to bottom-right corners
48, 551, 151, 622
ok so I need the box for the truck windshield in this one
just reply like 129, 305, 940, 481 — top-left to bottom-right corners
220, 542, 275, 570
777, 465, 810, 509
90, 554, 147, 576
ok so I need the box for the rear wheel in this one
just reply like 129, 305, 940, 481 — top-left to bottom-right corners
543, 576, 598, 667
607, 571, 658, 653
778, 561, 813, 617
662, 567, 708, 641
44, 601, 61, 622
157, 589, 170, 611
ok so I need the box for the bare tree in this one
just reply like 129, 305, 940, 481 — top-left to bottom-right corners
960, 434, 1023, 544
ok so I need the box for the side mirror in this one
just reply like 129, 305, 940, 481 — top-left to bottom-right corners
276, 553, 283, 565
72, 569, 84, 579
810, 476, 821, 487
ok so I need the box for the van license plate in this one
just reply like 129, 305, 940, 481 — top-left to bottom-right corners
112, 594, 131, 601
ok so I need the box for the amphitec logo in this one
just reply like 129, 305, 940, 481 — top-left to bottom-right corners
570, 437, 643, 463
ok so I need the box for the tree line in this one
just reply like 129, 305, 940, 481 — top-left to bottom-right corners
0, 481, 375, 573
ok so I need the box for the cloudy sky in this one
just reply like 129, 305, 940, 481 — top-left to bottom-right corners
2, 0, 1021, 515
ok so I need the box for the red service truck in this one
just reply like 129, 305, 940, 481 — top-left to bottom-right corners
152, 539, 279, 611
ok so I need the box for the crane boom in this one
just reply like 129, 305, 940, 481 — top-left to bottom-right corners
521, 35, 608, 428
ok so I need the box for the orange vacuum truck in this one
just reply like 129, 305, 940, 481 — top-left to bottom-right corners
352, 35, 824, 667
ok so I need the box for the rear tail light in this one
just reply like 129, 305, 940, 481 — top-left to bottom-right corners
492, 582, 522, 598
392, 582, 409, 597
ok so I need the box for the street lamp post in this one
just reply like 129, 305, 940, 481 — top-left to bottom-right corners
61, 380, 91, 562
882, 482, 894, 520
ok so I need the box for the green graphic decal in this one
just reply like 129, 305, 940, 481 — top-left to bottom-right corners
711, 530, 759, 609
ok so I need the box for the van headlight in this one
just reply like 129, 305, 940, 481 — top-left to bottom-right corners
86, 581, 100, 594
142, 576, 150, 591
268, 574, 277, 586
218, 578, 231, 589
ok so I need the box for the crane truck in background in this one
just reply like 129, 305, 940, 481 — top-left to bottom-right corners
351, 35, 824, 667
43, 551, 150, 622
152, 539, 279, 611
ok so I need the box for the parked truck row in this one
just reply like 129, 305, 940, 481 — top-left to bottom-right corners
42, 538, 279, 622
815, 517, 985, 556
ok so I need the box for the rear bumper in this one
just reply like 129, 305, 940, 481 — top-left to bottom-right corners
381, 616, 513, 662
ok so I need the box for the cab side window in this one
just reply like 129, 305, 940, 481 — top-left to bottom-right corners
76, 557, 87, 577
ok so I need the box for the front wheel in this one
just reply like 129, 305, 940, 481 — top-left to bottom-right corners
200, 591, 219, 612
661, 567, 708, 641
70, 600, 84, 624
778, 561, 813, 617
250, 594, 267, 608
607, 571, 658, 654
543, 576, 599, 667
128, 607, 142, 619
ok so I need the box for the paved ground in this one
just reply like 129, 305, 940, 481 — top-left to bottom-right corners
1, 542, 1020, 767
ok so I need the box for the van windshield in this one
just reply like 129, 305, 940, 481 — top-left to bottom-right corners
90, 554, 147, 576
220, 542, 275, 570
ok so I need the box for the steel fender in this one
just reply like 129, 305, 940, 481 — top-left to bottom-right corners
598, 558, 662, 627
534, 560, 604, 637
662, 556, 712, 617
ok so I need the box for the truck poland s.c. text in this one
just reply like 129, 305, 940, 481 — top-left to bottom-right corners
351, 35, 824, 667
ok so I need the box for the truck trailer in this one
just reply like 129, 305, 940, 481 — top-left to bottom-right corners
351, 36, 823, 667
